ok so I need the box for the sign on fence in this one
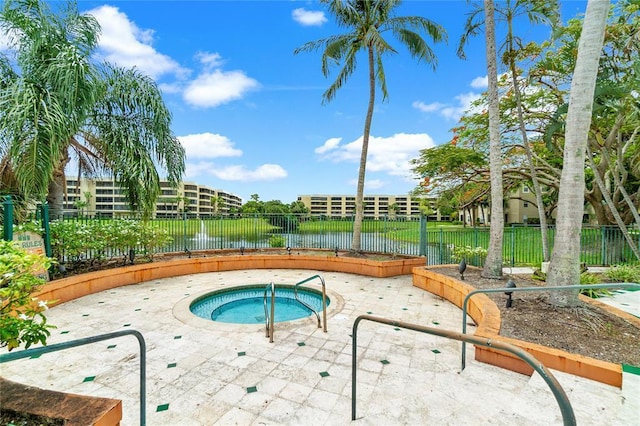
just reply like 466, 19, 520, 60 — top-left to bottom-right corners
13, 232, 49, 281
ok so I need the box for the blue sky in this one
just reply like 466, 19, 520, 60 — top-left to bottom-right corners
3, 1, 588, 204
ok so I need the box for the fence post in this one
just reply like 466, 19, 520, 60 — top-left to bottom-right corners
419, 215, 427, 257
474, 226, 478, 249
600, 226, 606, 266
182, 210, 188, 251
2, 196, 13, 241
40, 203, 52, 258
383, 215, 387, 253
511, 224, 516, 267
439, 228, 444, 264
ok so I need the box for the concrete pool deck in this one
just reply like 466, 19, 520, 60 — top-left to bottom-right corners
1, 269, 637, 425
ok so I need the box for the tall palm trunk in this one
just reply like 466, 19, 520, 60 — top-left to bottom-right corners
482, 0, 504, 279
351, 46, 376, 253
547, 0, 609, 306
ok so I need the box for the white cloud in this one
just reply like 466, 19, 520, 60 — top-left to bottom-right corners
158, 83, 182, 95
196, 51, 224, 69
292, 8, 327, 26
414, 89, 482, 122
183, 69, 259, 108
86, 5, 188, 80
439, 92, 482, 121
412, 101, 445, 113
187, 163, 287, 182
316, 133, 436, 178
470, 75, 488, 89
185, 161, 216, 179
182, 52, 259, 107
413, 75, 487, 122
85, 7, 258, 108
179, 133, 243, 159
314, 137, 342, 154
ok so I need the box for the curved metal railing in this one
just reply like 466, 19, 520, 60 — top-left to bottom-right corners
0, 329, 147, 425
294, 274, 328, 332
263, 282, 275, 343
352, 315, 576, 425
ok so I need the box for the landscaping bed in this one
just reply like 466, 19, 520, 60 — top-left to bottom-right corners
429, 266, 640, 367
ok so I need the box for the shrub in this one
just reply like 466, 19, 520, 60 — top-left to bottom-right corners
50, 219, 173, 267
268, 235, 286, 248
50, 220, 106, 265
605, 263, 640, 283
136, 222, 172, 260
450, 245, 488, 266
0, 240, 55, 351
579, 272, 611, 298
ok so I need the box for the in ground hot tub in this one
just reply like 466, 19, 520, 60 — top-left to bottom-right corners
189, 285, 330, 324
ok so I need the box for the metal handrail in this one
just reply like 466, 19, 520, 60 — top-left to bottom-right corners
0, 329, 147, 425
263, 282, 275, 342
352, 315, 575, 425
461, 283, 640, 371
294, 274, 328, 332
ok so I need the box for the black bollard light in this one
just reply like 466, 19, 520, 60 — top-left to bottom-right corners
459, 258, 467, 280
240, 246, 244, 256
287, 246, 291, 255
129, 249, 135, 265
335, 246, 339, 257
505, 279, 516, 308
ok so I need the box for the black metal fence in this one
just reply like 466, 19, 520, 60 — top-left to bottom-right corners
2, 200, 639, 267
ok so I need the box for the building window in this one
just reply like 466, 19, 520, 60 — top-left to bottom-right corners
524, 202, 529, 207
523, 186, 530, 193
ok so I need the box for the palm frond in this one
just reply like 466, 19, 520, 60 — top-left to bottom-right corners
320, 34, 358, 77
458, 4, 485, 59
393, 28, 437, 69
323, 43, 359, 104
86, 63, 185, 216
375, 54, 388, 100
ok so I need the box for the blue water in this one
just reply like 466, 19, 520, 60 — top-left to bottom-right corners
190, 286, 329, 324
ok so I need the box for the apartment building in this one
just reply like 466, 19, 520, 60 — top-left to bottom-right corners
296, 194, 450, 221
299, 188, 576, 225
64, 177, 242, 218
457, 184, 598, 225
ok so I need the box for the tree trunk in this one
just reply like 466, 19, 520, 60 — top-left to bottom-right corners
509, 64, 550, 261
547, 0, 609, 306
481, 0, 504, 279
46, 151, 70, 220
351, 46, 376, 253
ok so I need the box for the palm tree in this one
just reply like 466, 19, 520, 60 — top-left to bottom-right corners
295, 0, 446, 253
0, 0, 185, 219
480, 0, 504, 279
459, 0, 560, 265
546, 0, 609, 306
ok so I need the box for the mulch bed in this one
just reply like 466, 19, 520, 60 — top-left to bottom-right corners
430, 266, 640, 366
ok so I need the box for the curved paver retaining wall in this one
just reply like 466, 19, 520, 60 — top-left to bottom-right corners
411, 265, 640, 388
36, 253, 425, 306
